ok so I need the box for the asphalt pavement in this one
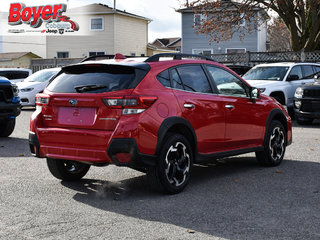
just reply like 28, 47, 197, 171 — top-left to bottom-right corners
0, 109, 319, 240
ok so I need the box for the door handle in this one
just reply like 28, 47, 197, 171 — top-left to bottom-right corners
184, 104, 195, 109
225, 104, 235, 110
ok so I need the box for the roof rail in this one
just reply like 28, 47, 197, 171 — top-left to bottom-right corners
144, 53, 214, 62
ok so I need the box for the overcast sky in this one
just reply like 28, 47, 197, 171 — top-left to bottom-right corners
0, 0, 183, 42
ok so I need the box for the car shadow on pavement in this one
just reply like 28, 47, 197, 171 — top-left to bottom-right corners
62, 157, 320, 240
0, 137, 31, 157
292, 119, 320, 128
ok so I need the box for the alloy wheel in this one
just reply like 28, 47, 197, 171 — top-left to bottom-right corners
164, 142, 191, 187
269, 127, 285, 161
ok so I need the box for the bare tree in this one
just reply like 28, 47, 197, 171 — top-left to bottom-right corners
181, 0, 320, 51
268, 17, 291, 51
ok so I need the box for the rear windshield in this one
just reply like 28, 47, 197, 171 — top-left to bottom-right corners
47, 64, 149, 93
0, 70, 30, 80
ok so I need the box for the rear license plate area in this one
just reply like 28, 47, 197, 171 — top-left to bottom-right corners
58, 107, 96, 126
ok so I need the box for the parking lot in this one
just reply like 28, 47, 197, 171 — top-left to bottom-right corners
0, 109, 320, 240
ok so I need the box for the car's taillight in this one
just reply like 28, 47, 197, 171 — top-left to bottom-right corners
102, 96, 157, 115
35, 94, 50, 106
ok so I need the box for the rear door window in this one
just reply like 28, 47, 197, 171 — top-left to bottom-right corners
313, 66, 320, 74
47, 64, 148, 93
288, 66, 303, 80
170, 69, 184, 90
156, 70, 171, 88
176, 65, 213, 93
302, 65, 315, 79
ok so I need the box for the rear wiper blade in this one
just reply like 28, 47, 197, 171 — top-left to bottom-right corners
74, 85, 107, 93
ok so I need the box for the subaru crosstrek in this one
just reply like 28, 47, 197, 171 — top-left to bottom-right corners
29, 53, 292, 194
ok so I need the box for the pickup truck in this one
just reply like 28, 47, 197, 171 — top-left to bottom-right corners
0, 77, 21, 137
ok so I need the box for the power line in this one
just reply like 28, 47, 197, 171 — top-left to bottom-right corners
0, 41, 46, 46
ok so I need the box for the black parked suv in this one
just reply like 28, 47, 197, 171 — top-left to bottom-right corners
0, 77, 21, 137
294, 74, 320, 125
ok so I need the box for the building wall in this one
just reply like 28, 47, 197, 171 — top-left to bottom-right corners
13, 55, 35, 68
46, 14, 115, 58
1, 10, 149, 58
0, 11, 47, 57
181, 12, 262, 54
114, 14, 148, 56
147, 49, 178, 56
0, 60, 14, 68
257, 17, 267, 52
2, 36, 47, 58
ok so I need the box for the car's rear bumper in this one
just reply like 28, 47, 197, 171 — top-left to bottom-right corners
29, 130, 156, 168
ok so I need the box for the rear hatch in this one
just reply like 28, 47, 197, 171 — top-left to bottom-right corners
38, 63, 150, 131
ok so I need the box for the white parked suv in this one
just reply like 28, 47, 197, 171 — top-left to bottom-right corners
0, 68, 32, 83
243, 62, 320, 109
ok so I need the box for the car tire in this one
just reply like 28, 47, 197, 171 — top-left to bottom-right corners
147, 133, 193, 194
0, 118, 15, 137
296, 116, 313, 125
256, 120, 286, 167
46, 158, 90, 181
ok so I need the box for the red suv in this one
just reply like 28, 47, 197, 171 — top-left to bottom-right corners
29, 53, 292, 194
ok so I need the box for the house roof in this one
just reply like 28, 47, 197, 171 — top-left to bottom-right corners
0, 52, 41, 60
67, 3, 151, 22
151, 38, 181, 49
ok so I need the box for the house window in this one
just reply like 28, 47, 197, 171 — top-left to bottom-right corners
194, 14, 206, 27
89, 52, 106, 57
57, 52, 69, 58
192, 49, 213, 56
131, 53, 136, 57
226, 48, 246, 54
90, 17, 104, 31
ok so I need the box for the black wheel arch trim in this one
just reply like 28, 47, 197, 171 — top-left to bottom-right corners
156, 117, 198, 157
265, 108, 291, 146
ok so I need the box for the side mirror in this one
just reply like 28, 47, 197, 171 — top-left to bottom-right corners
315, 74, 320, 83
287, 74, 299, 81
250, 87, 260, 103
